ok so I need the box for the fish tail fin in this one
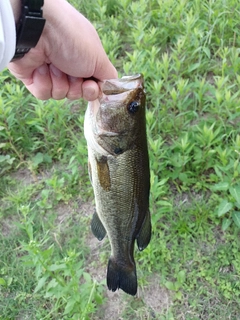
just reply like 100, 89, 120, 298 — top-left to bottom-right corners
107, 258, 137, 296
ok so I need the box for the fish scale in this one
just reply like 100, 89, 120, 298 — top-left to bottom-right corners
84, 74, 151, 295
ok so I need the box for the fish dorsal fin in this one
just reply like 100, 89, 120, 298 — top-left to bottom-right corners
91, 210, 106, 241
136, 209, 151, 251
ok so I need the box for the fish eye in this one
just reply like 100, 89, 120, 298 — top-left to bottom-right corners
128, 101, 139, 114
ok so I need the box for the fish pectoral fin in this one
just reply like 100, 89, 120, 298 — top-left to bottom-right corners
96, 157, 111, 191
91, 210, 106, 241
107, 258, 137, 296
136, 209, 151, 251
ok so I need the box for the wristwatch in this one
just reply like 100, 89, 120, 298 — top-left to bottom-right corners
12, 0, 46, 60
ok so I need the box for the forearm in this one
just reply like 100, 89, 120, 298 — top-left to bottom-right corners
0, 0, 16, 70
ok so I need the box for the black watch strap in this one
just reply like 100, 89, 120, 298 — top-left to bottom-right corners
12, 0, 46, 61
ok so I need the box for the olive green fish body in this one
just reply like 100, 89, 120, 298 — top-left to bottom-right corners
84, 74, 151, 296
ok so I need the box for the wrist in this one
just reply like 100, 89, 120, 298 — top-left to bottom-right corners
11, 0, 46, 60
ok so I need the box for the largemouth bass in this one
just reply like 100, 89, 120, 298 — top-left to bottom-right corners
84, 74, 151, 296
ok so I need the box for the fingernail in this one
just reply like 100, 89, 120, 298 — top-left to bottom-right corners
85, 87, 97, 101
50, 64, 62, 78
38, 64, 48, 75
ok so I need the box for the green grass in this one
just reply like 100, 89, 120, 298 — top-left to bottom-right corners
1, 0, 240, 318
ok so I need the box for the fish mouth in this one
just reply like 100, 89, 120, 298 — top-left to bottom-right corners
99, 74, 144, 98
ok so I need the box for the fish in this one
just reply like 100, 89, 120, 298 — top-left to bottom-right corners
84, 74, 151, 296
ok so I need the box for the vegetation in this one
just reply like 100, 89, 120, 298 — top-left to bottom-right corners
1, 0, 240, 318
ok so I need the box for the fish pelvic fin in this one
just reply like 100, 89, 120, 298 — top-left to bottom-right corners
107, 258, 137, 296
91, 210, 106, 241
137, 209, 151, 251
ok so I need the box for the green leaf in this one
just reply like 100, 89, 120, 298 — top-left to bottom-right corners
158, 178, 169, 186
0, 278, 6, 286
0, 155, 10, 163
211, 182, 229, 191
48, 264, 66, 271
177, 270, 186, 284
43, 153, 52, 163
217, 200, 233, 217
188, 62, 200, 72
202, 47, 211, 59
7, 277, 13, 287
222, 218, 231, 231
64, 299, 76, 315
235, 202, 240, 209
41, 246, 54, 259
165, 281, 176, 291
45, 290, 57, 298
32, 152, 44, 166
179, 172, 188, 182
232, 211, 240, 228
46, 279, 58, 291
95, 292, 104, 305
174, 291, 182, 300
83, 272, 92, 282
34, 276, 48, 293
229, 186, 240, 204
156, 200, 172, 207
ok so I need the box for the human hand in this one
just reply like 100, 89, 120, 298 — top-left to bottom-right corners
8, 0, 117, 101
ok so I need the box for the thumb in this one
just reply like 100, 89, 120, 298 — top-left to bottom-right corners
93, 54, 118, 81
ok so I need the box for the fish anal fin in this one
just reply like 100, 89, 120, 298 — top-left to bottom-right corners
107, 258, 137, 296
137, 210, 151, 251
91, 210, 106, 241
